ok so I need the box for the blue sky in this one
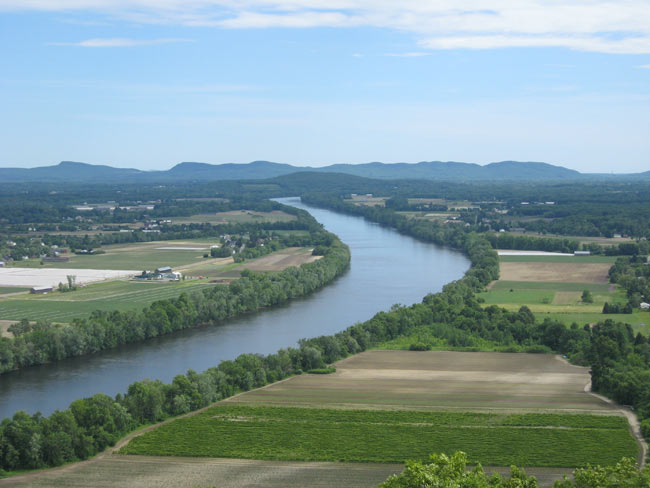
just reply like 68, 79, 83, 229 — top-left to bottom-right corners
1, 1, 649, 173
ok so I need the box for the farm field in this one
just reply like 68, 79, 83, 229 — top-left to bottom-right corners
122, 350, 636, 470
219, 248, 321, 278
1, 455, 404, 488
396, 211, 461, 222
480, 256, 650, 334
226, 350, 612, 413
0, 286, 29, 295
499, 255, 618, 264
121, 404, 634, 467
499, 261, 611, 283
344, 196, 387, 207
0, 267, 139, 288
10, 240, 221, 271
1, 455, 576, 488
0, 247, 322, 322
0, 280, 216, 322
164, 210, 296, 225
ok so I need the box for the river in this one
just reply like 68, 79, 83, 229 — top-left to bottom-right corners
0, 198, 469, 419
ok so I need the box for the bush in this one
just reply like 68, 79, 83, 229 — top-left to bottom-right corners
409, 342, 431, 351
525, 345, 552, 354
641, 419, 650, 440
306, 367, 336, 374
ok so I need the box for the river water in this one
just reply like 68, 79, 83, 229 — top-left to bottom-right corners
0, 198, 469, 418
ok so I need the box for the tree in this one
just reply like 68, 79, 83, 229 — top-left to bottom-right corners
380, 451, 538, 488
582, 290, 593, 304
554, 457, 650, 487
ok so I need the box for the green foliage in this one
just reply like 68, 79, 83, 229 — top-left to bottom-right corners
121, 405, 636, 467
382, 452, 650, 488
408, 342, 431, 351
581, 290, 594, 303
380, 451, 539, 488
553, 457, 650, 487
306, 367, 336, 374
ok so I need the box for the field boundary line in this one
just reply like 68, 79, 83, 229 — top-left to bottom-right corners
584, 380, 648, 468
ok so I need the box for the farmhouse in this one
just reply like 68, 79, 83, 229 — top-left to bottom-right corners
641, 302, 650, 310
30, 286, 53, 294
0, 261, 4, 267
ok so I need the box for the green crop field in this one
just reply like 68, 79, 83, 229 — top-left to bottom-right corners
498, 255, 618, 264
0, 280, 216, 322
121, 404, 637, 468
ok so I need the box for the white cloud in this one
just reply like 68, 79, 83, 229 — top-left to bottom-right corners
5, 1, 650, 54
638, 64, 650, 69
51, 37, 193, 47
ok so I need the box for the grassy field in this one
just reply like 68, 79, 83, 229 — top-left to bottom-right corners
165, 210, 296, 225
0, 280, 216, 322
121, 404, 636, 468
0, 287, 29, 295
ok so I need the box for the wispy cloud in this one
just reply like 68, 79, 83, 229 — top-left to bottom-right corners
637, 64, 650, 69
50, 37, 193, 47
5, 1, 650, 54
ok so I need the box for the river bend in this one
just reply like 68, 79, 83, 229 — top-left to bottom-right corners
0, 197, 469, 418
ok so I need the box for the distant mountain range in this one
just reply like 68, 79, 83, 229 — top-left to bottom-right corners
0, 160, 646, 183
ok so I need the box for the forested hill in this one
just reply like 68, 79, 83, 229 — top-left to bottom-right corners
2, 159, 646, 183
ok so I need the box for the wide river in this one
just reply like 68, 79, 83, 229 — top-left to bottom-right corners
0, 198, 469, 418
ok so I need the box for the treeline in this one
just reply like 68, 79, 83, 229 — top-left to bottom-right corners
485, 233, 580, 253
0, 231, 349, 375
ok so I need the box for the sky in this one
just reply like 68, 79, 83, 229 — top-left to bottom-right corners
0, 1, 649, 173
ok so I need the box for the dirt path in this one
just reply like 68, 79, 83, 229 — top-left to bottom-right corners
584, 380, 648, 467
